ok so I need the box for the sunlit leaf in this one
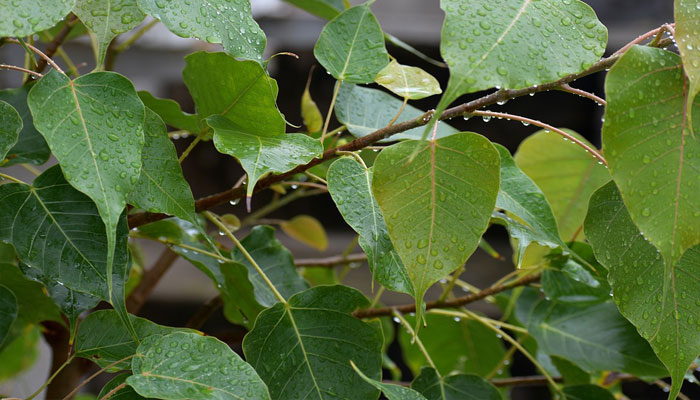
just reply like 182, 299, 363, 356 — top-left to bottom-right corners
0, 0, 75, 37
0, 325, 39, 382
374, 60, 442, 100
280, 215, 328, 251
301, 86, 323, 133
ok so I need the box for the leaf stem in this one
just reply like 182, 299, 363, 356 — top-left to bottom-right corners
204, 211, 287, 304
393, 310, 438, 371
100, 382, 127, 400
0, 172, 28, 185
295, 253, 367, 268
428, 309, 529, 335
61, 355, 135, 400
321, 81, 341, 142
558, 83, 606, 106
4, 38, 64, 74
0, 64, 43, 78
178, 129, 207, 163
26, 355, 75, 400
437, 266, 463, 303
387, 97, 408, 126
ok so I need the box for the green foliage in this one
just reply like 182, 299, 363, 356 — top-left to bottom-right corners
0, 101, 21, 161
410, 367, 501, 400
0, 0, 74, 37
0, 86, 50, 166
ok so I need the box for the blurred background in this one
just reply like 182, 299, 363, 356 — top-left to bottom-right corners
0, 0, 690, 399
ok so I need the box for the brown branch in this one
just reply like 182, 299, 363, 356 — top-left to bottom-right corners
0, 64, 43, 78
559, 83, 606, 106
126, 247, 179, 314
33, 14, 78, 74
295, 253, 367, 267
352, 273, 540, 319
185, 295, 223, 329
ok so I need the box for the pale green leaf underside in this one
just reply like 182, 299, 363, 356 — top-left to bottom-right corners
603, 45, 700, 265
314, 4, 389, 83
0, 100, 22, 161
136, 0, 266, 62
585, 182, 700, 399
352, 362, 427, 400
0, 86, 51, 166
374, 60, 442, 100
327, 157, 413, 295
335, 83, 458, 141
676, 0, 700, 101
73, 0, 145, 66
410, 367, 501, 400
128, 332, 270, 400
243, 285, 383, 400
0, 0, 75, 37
208, 115, 322, 197
372, 133, 500, 306
129, 108, 196, 222
516, 288, 667, 377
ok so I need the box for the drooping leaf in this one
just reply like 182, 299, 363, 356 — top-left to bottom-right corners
372, 133, 500, 322
0, 0, 75, 37
374, 60, 442, 100
243, 285, 383, 400
230, 225, 309, 307
540, 243, 610, 304
137, 91, 200, 133
515, 288, 667, 378
183, 51, 286, 135
128, 332, 270, 399
410, 367, 501, 400
75, 309, 191, 370
301, 86, 323, 133
280, 215, 328, 251
335, 83, 457, 141
398, 313, 506, 378
430, 0, 607, 139
313, 4, 389, 83
352, 362, 428, 400
136, 0, 266, 62
98, 373, 148, 400
208, 115, 322, 198
562, 384, 615, 400
327, 157, 413, 295
0, 166, 131, 334
73, 0, 145, 66
676, 0, 700, 104
514, 129, 609, 242
128, 108, 196, 222
0, 86, 51, 166
0, 285, 17, 347
494, 144, 564, 265
585, 181, 700, 399
283, 0, 344, 20
0, 325, 40, 382
27, 70, 145, 331
603, 45, 700, 265
0, 101, 22, 162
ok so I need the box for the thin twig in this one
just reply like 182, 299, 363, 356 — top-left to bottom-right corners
32, 14, 78, 76
100, 382, 127, 400
295, 253, 367, 267
559, 83, 606, 106
0, 64, 43, 78
4, 38, 64, 74
61, 355, 135, 400
320, 81, 341, 142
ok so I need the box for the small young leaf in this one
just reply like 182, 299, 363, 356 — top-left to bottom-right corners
0, 86, 50, 166
280, 215, 328, 251
410, 367, 501, 400
283, 0, 344, 20
138, 91, 200, 133
314, 4, 389, 83
0, 325, 40, 381
136, 0, 266, 62
208, 115, 322, 198
327, 157, 413, 295
0, 0, 75, 37
98, 373, 147, 400
603, 45, 700, 265
0, 285, 17, 347
336, 83, 457, 141
374, 60, 442, 100
243, 285, 383, 400
301, 87, 323, 133
351, 361, 428, 400
585, 181, 700, 399
128, 332, 270, 399
0, 100, 22, 161
73, 0, 145, 66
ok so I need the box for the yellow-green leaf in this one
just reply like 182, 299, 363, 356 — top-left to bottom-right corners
374, 60, 442, 100
280, 215, 328, 251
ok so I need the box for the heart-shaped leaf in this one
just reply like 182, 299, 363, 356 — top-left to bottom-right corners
0, 0, 75, 37
0, 100, 22, 161
374, 60, 442, 100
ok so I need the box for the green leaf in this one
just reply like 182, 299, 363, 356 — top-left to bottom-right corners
515, 288, 667, 377
243, 285, 383, 400
602, 45, 700, 265
128, 108, 196, 222
280, 215, 328, 251
327, 157, 413, 295
514, 129, 609, 242
550, 356, 590, 386
138, 91, 199, 133
585, 181, 700, 399
431, 0, 607, 139
351, 361, 428, 400
410, 367, 501, 400
73, 0, 145, 66
136, 0, 266, 62
0, 101, 22, 162
562, 384, 615, 400
0, 0, 75, 37
27, 70, 145, 332
0, 166, 131, 334
374, 60, 442, 100
75, 309, 191, 370
283, 0, 344, 20
313, 4, 389, 83
183, 52, 286, 135
336, 83, 457, 141
0, 325, 40, 382
372, 133, 500, 322
0, 86, 51, 166
98, 373, 148, 400
540, 245, 610, 304
0, 263, 63, 329
301, 86, 323, 133
398, 313, 506, 378
493, 144, 564, 265
128, 332, 270, 399
676, 0, 700, 104
0, 285, 17, 347
230, 225, 309, 307
208, 115, 322, 198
